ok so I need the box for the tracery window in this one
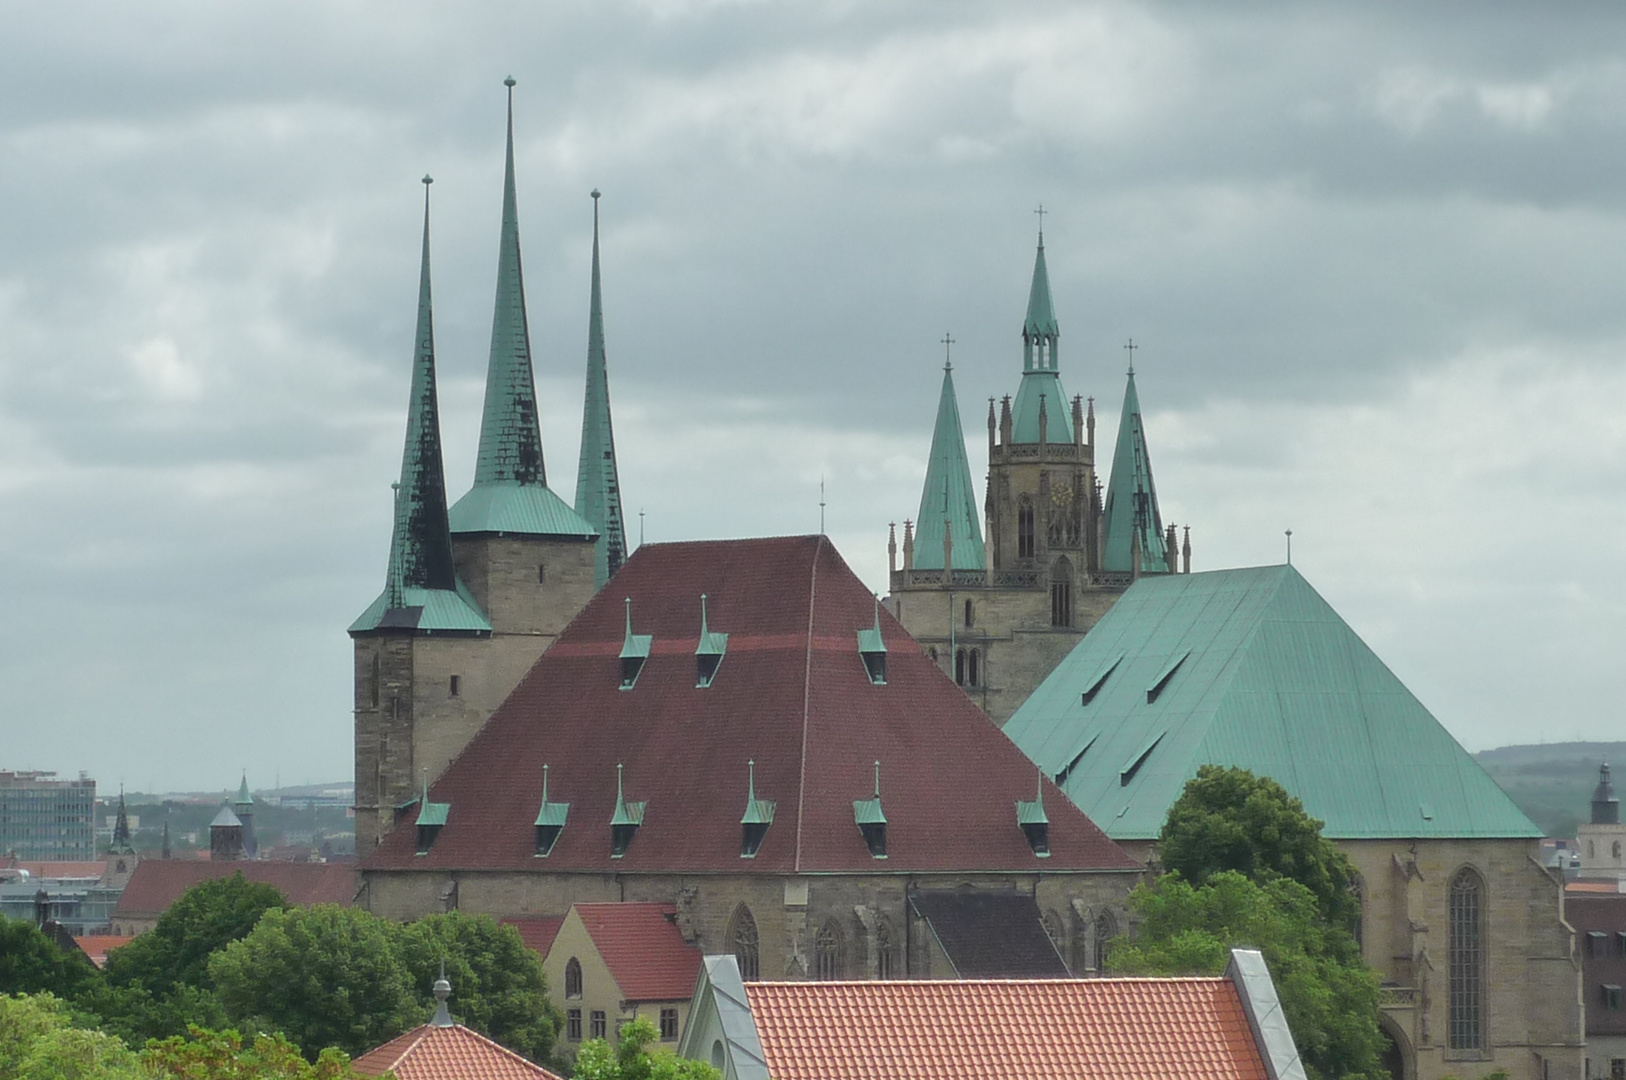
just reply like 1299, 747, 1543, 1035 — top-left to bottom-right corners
1018, 499, 1035, 559
814, 920, 844, 980
1051, 557, 1073, 629
1093, 909, 1118, 972
729, 904, 760, 981
564, 957, 583, 999
1448, 868, 1485, 1051
875, 917, 897, 980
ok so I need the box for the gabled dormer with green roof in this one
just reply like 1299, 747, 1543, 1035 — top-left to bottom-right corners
909, 361, 985, 573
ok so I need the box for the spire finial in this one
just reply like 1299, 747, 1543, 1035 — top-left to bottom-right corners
1034, 203, 1046, 243
873, 760, 882, 799
504, 75, 516, 89
1285, 529, 1293, 565
747, 759, 756, 802
700, 593, 709, 635
1124, 338, 1137, 376
431, 958, 453, 1027
542, 763, 550, 803
941, 332, 955, 371
624, 597, 633, 636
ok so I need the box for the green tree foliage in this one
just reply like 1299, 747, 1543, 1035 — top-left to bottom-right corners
1159, 765, 1359, 927
0, 925, 97, 1000
140, 1027, 369, 1080
208, 907, 418, 1061
395, 914, 559, 1064
0, 994, 146, 1080
571, 1019, 720, 1080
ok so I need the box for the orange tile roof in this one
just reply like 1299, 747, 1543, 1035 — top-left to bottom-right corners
1567, 881, 1626, 894
19, 861, 107, 880
500, 915, 565, 959
115, 861, 357, 916
742, 978, 1269, 1080
352, 1024, 565, 1080
73, 935, 133, 968
573, 903, 701, 1001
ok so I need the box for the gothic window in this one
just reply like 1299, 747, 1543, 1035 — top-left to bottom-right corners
876, 917, 897, 979
967, 649, 979, 688
729, 905, 760, 981
1018, 499, 1035, 559
814, 920, 844, 980
1093, 909, 1118, 972
964, 599, 973, 628
590, 1010, 607, 1039
955, 648, 966, 686
1448, 868, 1485, 1051
1050, 558, 1073, 629
564, 957, 583, 999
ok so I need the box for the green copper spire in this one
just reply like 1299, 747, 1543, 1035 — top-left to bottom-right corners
1010, 230, 1072, 443
234, 774, 253, 809
574, 189, 628, 587
449, 79, 597, 541
352, 179, 491, 635
911, 356, 985, 572
1100, 369, 1167, 573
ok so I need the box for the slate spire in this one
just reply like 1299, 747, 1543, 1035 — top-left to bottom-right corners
1100, 369, 1166, 573
109, 788, 134, 855
574, 190, 628, 588
1009, 230, 1072, 443
911, 357, 985, 572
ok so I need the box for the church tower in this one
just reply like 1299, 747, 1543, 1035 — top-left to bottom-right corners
888, 226, 1188, 725
574, 190, 629, 588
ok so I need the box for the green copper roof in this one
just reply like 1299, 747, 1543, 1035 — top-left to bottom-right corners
1003, 564, 1543, 841
853, 761, 887, 825
574, 191, 628, 588
1024, 238, 1059, 343
451, 80, 595, 540
740, 760, 776, 826
353, 181, 490, 636
534, 765, 569, 828
1100, 370, 1165, 573
234, 775, 253, 808
1015, 773, 1048, 827
911, 363, 985, 571
610, 764, 645, 827
1010, 235, 1073, 444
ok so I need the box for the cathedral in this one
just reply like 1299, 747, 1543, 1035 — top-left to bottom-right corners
886, 230, 1189, 724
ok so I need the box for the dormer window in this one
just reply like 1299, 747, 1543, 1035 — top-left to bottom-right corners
610, 764, 645, 857
857, 598, 887, 686
852, 760, 887, 859
414, 775, 449, 856
740, 759, 775, 858
534, 764, 569, 857
620, 598, 652, 690
696, 594, 728, 688
1016, 770, 1050, 857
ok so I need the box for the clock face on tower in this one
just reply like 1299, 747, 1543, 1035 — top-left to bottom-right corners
1051, 482, 1073, 507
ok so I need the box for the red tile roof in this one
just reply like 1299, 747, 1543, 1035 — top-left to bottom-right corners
1567, 881, 1626, 894
572, 903, 701, 1001
114, 860, 357, 917
18, 862, 107, 880
352, 1024, 565, 1080
363, 536, 1136, 875
743, 978, 1269, 1080
499, 915, 565, 959
73, 935, 134, 968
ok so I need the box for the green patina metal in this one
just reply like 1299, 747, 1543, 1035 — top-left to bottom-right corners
696, 594, 728, 657
740, 760, 775, 826
1003, 564, 1543, 841
910, 363, 986, 571
450, 79, 596, 541
574, 191, 628, 588
353, 181, 490, 636
1100, 370, 1166, 573
1015, 773, 1048, 827
534, 764, 569, 828
852, 760, 886, 826
1010, 236, 1073, 444
610, 764, 645, 827
234, 775, 253, 808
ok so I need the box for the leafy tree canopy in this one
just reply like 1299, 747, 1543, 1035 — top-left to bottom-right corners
0, 994, 145, 1080
0, 924, 96, 1001
1160, 765, 1359, 927
106, 876, 287, 995
571, 1019, 720, 1080
141, 1027, 370, 1080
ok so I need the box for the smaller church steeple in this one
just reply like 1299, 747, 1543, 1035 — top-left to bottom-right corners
109, 788, 134, 856
575, 189, 628, 588
1100, 366, 1166, 574
1594, 763, 1620, 825
1010, 227, 1072, 444
910, 344, 984, 572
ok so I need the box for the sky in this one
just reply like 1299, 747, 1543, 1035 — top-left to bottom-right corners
3, 1, 1624, 794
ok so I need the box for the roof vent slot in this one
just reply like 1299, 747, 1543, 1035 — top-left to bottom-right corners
740, 759, 776, 858
609, 763, 645, 858
620, 598, 652, 690
1145, 649, 1190, 704
1118, 731, 1165, 787
1054, 732, 1098, 788
1080, 654, 1123, 705
852, 760, 887, 859
695, 594, 728, 688
414, 770, 450, 855
857, 597, 887, 686
1015, 769, 1050, 857
533, 764, 569, 857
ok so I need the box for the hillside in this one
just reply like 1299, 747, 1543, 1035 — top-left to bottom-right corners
1474, 742, 1625, 838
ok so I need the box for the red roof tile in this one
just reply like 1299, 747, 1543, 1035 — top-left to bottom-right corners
1567, 881, 1626, 894
743, 978, 1269, 1080
572, 903, 701, 1001
352, 1024, 565, 1080
114, 861, 357, 916
73, 935, 134, 968
19, 862, 107, 880
499, 915, 565, 959
363, 536, 1136, 875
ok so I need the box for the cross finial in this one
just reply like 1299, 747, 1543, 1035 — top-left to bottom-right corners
941, 332, 955, 371
819, 476, 826, 534
1034, 203, 1047, 240
1124, 338, 1138, 375
1285, 528, 1293, 565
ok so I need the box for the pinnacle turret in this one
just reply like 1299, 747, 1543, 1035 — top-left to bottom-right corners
911, 357, 985, 572
575, 189, 628, 588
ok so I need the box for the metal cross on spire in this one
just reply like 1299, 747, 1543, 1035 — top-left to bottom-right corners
1124, 338, 1138, 375
941, 332, 955, 371
1034, 203, 1047, 240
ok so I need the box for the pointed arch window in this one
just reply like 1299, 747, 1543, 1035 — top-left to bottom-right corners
967, 649, 979, 687
875, 917, 897, 980
1018, 498, 1036, 559
964, 599, 973, 628
955, 648, 966, 686
729, 905, 759, 981
814, 920, 844, 980
1051, 557, 1074, 628
564, 957, 583, 999
1448, 868, 1485, 1051
1093, 909, 1118, 972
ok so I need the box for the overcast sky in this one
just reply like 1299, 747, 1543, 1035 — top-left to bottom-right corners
3, 1, 1624, 794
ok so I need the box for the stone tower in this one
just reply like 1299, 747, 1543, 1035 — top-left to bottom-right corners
1578, 762, 1626, 879
888, 229, 1188, 725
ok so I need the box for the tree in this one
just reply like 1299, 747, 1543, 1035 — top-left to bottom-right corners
394, 914, 559, 1063
0, 924, 97, 1000
571, 1019, 720, 1080
1159, 765, 1359, 927
105, 876, 288, 996
141, 1027, 371, 1080
208, 907, 417, 1061
0, 994, 146, 1080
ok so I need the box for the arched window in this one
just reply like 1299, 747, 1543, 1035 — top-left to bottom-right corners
1093, 909, 1118, 972
955, 648, 966, 686
1050, 557, 1073, 628
814, 920, 844, 980
729, 904, 760, 981
964, 599, 973, 628
1448, 869, 1484, 1051
564, 957, 583, 999
967, 649, 979, 688
1018, 499, 1036, 558
875, 917, 897, 980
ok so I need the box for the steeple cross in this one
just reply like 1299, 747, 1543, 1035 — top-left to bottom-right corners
941, 332, 955, 371
1124, 338, 1138, 375
1034, 204, 1047, 237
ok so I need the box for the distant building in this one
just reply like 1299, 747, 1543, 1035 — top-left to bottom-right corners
1566, 882, 1626, 1078
110, 860, 357, 935
0, 771, 96, 860
542, 903, 701, 1054
1579, 764, 1626, 881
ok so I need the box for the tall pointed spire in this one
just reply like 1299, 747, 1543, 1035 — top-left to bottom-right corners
1010, 227, 1072, 443
575, 189, 628, 588
109, 787, 134, 855
351, 179, 491, 635
449, 78, 597, 541
911, 351, 985, 572
1100, 368, 1166, 574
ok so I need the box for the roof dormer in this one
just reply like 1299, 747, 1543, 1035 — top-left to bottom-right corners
695, 594, 728, 688
610, 764, 645, 857
533, 764, 569, 857
415, 772, 450, 855
740, 759, 776, 858
620, 598, 652, 690
857, 597, 887, 686
852, 760, 887, 859
1015, 769, 1050, 857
